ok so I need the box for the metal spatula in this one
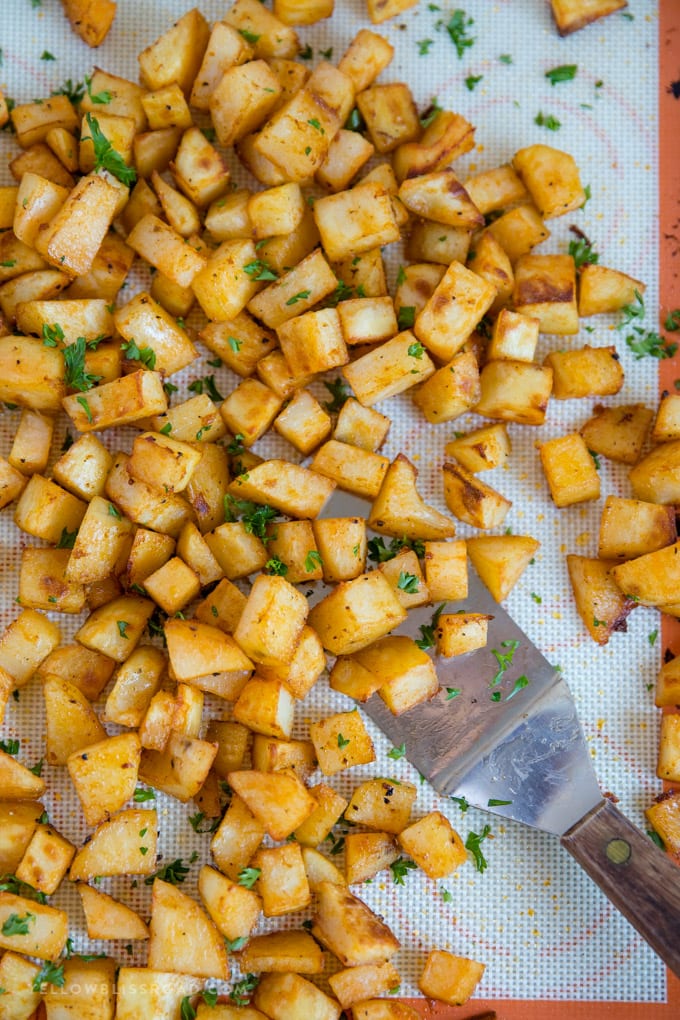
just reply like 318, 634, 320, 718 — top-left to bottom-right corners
358, 564, 680, 975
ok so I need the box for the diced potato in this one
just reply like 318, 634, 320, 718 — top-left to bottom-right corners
578, 263, 644, 316
658, 714, 680, 783
0, 892, 68, 961
580, 403, 653, 465
442, 461, 512, 530
310, 709, 376, 775
294, 783, 349, 846
211, 794, 266, 881
148, 878, 228, 980
329, 962, 401, 1009
368, 454, 456, 541
138, 8, 210, 94
115, 969, 203, 1020
444, 424, 510, 473
598, 496, 676, 561
418, 949, 485, 1005
114, 291, 197, 376
38, 643, 115, 701
545, 346, 623, 399
224, 0, 299, 58
43, 956, 117, 1016
233, 677, 295, 739
302, 845, 347, 892
485, 204, 550, 265
77, 883, 150, 941
338, 29, 394, 93
139, 732, 217, 802
567, 555, 636, 644
67, 732, 141, 826
414, 260, 496, 363
0, 335, 66, 413
357, 82, 419, 154
314, 182, 400, 263
198, 864, 261, 944
8, 408, 53, 475
475, 360, 553, 426
308, 571, 407, 655
44, 674, 106, 764
539, 433, 601, 508
356, 635, 439, 716
240, 928, 324, 974
127, 214, 207, 288
15, 822, 75, 895
629, 440, 680, 504
378, 548, 429, 609
512, 144, 585, 218
550, 0, 628, 36
655, 656, 680, 709
345, 777, 417, 834
251, 842, 311, 917
398, 812, 467, 879
253, 972, 341, 1020
351, 1001, 422, 1019
412, 348, 481, 424
645, 792, 680, 860
0, 749, 46, 800
251, 735, 316, 780
228, 459, 336, 519
75, 594, 154, 662
312, 881, 400, 966
435, 612, 491, 657
0, 607, 61, 688
343, 330, 436, 406
345, 830, 399, 885
228, 769, 317, 841
0, 950, 42, 1018
0, 801, 44, 873
467, 535, 540, 601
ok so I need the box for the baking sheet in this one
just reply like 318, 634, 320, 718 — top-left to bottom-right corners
0, 0, 674, 1012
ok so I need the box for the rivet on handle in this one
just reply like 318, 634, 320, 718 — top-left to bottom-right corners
606, 837, 632, 865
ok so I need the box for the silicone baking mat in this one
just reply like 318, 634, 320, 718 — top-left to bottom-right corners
1, 1, 679, 1015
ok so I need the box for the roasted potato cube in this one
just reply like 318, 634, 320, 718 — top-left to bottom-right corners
294, 783, 349, 846
0, 335, 66, 413
422, 540, 467, 602
251, 842, 311, 917
444, 424, 511, 474
467, 535, 540, 601
539, 433, 600, 507
228, 458, 336, 519
228, 769, 317, 841
128, 214, 207, 288
211, 61, 283, 146
356, 83, 419, 154
190, 22, 254, 109
338, 29, 394, 93
15, 822, 75, 895
247, 248, 338, 329
442, 461, 512, 530
345, 830, 400, 884
0, 892, 68, 961
414, 260, 495, 363
345, 777, 417, 834
312, 881, 400, 966
148, 877, 228, 980
378, 548, 429, 609
412, 349, 481, 424
658, 714, 680, 783
567, 555, 637, 644
78, 883, 149, 941
67, 732, 141, 826
233, 677, 295, 739
234, 574, 308, 668
211, 794, 266, 881
198, 863, 261, 945
254, 88, 339, 182
0, 949, 42, 1017
513, 253, 578, 333
278, 308, 349, 377
550, 0, 628, 36
418, 950, 485, 1006
398, 811, 467, 879
646, 792, 680, 859
475, 360, 553, 426
485, 204, 550, 265
580, 403, 653, 465
253, 972, 341, 1020
629, 440, 680, 504
69, 808, 158, 880
310, 709, 376, 775
0, 607, 61, 688
343, 330, 436, 406
369, 454, 456, 541
138, 7, 210, 93
116, 969, 203, 1020
310, 440, 389, 501
240, 929, 324, 976
312, 517, 367, 583
313, 182, 400, 263
19, 547, 86, 614
224, 0, 299, 58
512, 143, 585, 218
308, 571, 407, 655
598, 496, 676, 561
435, 612, 491, 657
545, 345, 624, 399
44, 674, 106, 764
329, 962, 401, 1010
578, 263, 644, 316
356, 635, 439, 715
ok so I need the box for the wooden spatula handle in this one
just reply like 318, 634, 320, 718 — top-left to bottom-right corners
561, 797, 680, 975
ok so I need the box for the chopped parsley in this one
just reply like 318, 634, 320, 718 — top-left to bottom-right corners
85, 74, 112, 105
322, 377, 351, 413
82, 113, 136, 186
534, 111, 561, 131
465, 74, 483, 91
444, 9, 475, 58
237, 867, 261, 889
337, 733, 350, 749
76, 395, 93, 423
121, 338, 156, 370
397, 571, 419, 593
265, 556, 288, 576
230, 974, 259, 1006
545, 64, 577, 85
625, 328, 677, 360
466, 824, 491, 873
285, 290, 311, 306
144, 856, 194, 885
56, 526, 78, 549
367, 536, 425, 563
63, 337, 102, 391
304, 550, 323, 572
388, 743, 406, 760
616, 289, 645, 329
418, 39, 434, 55
224, 496, 278, 539
397, 306, 416, 330
390, 857, 417, 885
415, 603, 446, 650
2, 912, 33, 936
188, 374, 224, 402
117, 620, 130, 639
133, 787, 155, 802
243, 258, 277, 281
0, 738, 19, 755
188, 811, 220, 834
32, 960, 65, 993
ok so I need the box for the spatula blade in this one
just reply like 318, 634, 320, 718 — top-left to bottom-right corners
362, 568, 602, 836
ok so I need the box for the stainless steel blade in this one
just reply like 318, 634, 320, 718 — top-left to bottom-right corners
317, 490, 602, 835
